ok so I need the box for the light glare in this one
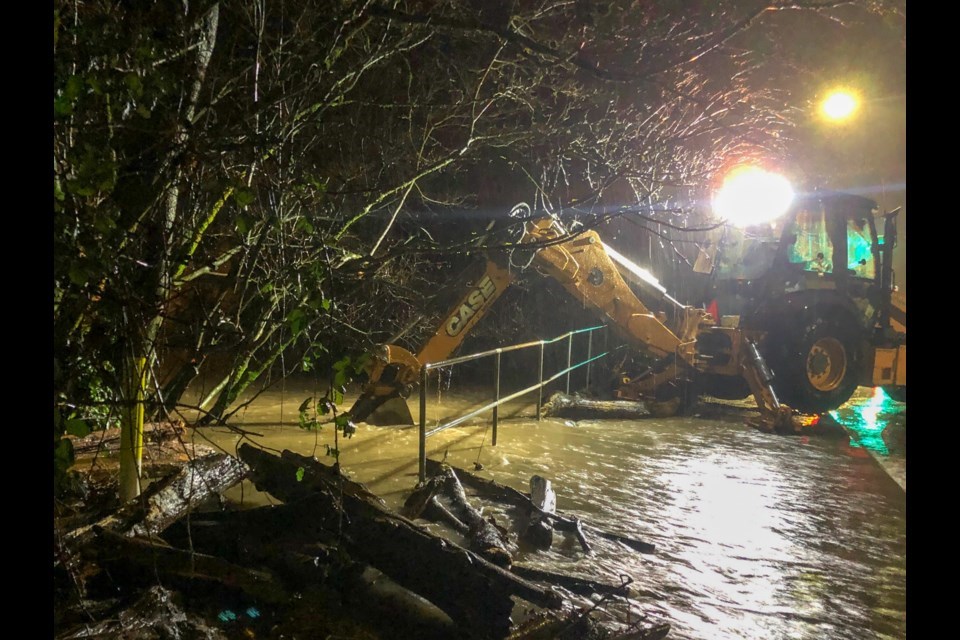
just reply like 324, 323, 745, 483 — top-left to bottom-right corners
713, 167, 794, 227
821, 90, 859, 121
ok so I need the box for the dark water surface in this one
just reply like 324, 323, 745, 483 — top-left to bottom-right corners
193, 384, 906, 640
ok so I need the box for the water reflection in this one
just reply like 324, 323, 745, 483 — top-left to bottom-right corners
829, 387, 904, 456
195, 384, 905, 640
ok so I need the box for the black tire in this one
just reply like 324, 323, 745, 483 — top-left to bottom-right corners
765, 315, 864, 414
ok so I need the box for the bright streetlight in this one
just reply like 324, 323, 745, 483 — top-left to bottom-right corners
713, 166, 794, 227
820, 89, 860, 122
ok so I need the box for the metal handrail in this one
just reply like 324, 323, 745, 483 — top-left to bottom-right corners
425, 350, 611, 437
423, 325, 605, 370
417, 324, 611, 483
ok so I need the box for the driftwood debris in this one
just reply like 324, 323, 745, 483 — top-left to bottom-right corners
541, 392, 651, 420
65, 451, 248, 549
433, 464, 514, 567
425, 459, 654, 554
238, 443, 562, 639
402, 475, 472, 534
164, 507, 460, 640
89, 527, 286, 604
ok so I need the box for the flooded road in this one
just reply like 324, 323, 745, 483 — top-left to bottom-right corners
189, 383, 906, 640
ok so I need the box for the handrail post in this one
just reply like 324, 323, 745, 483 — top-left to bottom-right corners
492, 350, 501, 446
586, 330, 593, 392
566, 332, 573, 394
419, 366, 427, 485
537, 341, 545, 422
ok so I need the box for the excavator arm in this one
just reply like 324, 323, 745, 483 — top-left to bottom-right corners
348, 206, 799, 432
348, 259, 515, 424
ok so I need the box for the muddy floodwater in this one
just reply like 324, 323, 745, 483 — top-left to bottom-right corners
189, 382, 906, 640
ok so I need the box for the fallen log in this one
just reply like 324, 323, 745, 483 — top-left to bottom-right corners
69, 421, 187, 456
89, 527, 286, 605
65, 451, 248, 548
541, 392, 650, 420
238, 444, 562, 639
433, 464, 513, 567
425, 459, 653, 554
401, 473, 444, 519
163, 508, 462, 640
402, 477, 471, 535
426, 496, 471, 535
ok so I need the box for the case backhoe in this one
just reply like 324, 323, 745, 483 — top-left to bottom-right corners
348, 193, 905, 433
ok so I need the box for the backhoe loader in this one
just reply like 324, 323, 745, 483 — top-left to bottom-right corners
347, 193, 905, 433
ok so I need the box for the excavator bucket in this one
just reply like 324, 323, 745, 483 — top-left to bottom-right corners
362, 396, 415, 426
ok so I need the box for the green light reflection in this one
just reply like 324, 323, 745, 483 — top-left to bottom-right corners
828, 387, 901, 456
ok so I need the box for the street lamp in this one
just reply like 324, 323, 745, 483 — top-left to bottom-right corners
820, 89, 860, 123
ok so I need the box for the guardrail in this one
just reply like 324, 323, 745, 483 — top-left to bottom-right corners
417, 324, 613, 483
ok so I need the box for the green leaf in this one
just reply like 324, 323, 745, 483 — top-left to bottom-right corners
236, 214, 250, 234
65, 418, 90, 438
331, 388, 344, 406
68, 263, 88, 286
54, 438, 75, 470
321, 299, 332, 311
54, 95, 74, 117
136, 104, 151, 119
295, 217, 315, 234
354, 353, 373, 374
287, 308, 307, 335
93, 215, 116, 234
63, 75, 84, 101
234, 189, 255, 207
124, 73, 143, 97
295, 467, 305, 482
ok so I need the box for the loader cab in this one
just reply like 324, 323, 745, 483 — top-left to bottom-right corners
709, 193, 882, 319
776, 192, 881, 291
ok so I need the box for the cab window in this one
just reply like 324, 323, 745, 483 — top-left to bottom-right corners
846, 218, 875, 279
786, 205, 834, 273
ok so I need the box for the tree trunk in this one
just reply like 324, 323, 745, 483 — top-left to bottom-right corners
118, 355, 147, 503
541, 392, 650, 420
66, 451, 247, 548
